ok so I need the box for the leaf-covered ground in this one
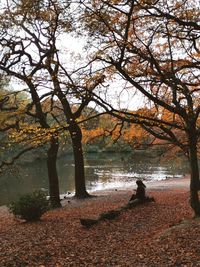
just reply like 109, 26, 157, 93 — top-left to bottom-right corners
1, 188, 200, 267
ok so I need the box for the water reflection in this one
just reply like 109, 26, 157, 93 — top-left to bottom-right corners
0, 152, 190, 205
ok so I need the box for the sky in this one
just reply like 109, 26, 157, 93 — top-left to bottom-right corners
8, 31, 145, 111
57, 34, 145, 111
0, 0, 145, 112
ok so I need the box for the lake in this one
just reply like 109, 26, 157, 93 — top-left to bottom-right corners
0, 152, 190, 205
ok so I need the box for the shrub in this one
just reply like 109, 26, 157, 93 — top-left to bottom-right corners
9, 190, 50, 221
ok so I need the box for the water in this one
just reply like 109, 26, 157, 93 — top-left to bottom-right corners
0, 152, 189, 205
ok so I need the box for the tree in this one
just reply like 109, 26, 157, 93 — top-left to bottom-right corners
0, 87, 61, 207
44, 50, 105, 198
81, 0, 200, 215
0, 0, 66, 207
0, 0, 105, 200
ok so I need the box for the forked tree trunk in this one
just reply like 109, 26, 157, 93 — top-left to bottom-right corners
47, 136, 61, 208
188, 128, 200, 216
69, 122, 90, 198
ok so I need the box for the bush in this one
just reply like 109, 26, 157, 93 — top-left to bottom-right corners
9, 190, 50, 221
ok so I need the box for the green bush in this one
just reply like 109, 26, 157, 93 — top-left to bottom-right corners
9, 190, 50, 221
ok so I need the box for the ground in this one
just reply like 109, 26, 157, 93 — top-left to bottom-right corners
1, 176, 200, 267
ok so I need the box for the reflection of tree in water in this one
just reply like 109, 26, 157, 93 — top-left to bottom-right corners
121, 152, 153, 171
121, 152, 190, 179
57, 157, 75, 194
84, 156, 107, 186
0, 164, 27, 204
0, 164, 21, 180
85, 168, 99, 190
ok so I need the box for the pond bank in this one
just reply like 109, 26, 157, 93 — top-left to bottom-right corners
1, 175, 200, 267
1, 152, 189, 206
60, 175, 190, 208
0, 175, 190, 216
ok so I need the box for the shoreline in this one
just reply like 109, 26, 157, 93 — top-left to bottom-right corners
60, 175, 190, 208
144, 174, 190, 190
88, 174, 190, 195
0, 175, 190, 215
1, 177, 197, 267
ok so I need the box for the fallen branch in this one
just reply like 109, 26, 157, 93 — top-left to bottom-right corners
80, 196, 155, 228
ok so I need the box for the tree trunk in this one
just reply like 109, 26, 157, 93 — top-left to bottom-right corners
69, 122, 90, 198
47, 136, 61, 208
188, 127, 200, 216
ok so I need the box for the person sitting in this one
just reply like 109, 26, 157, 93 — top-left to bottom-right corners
129, 180, 146, 202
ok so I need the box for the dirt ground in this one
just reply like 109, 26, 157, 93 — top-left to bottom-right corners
1, 176, 200, 267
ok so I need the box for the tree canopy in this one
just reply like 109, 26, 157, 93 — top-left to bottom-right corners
81, 0, 200, 215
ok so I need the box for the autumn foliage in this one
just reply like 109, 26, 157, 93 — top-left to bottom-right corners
1, 188, 200, 267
